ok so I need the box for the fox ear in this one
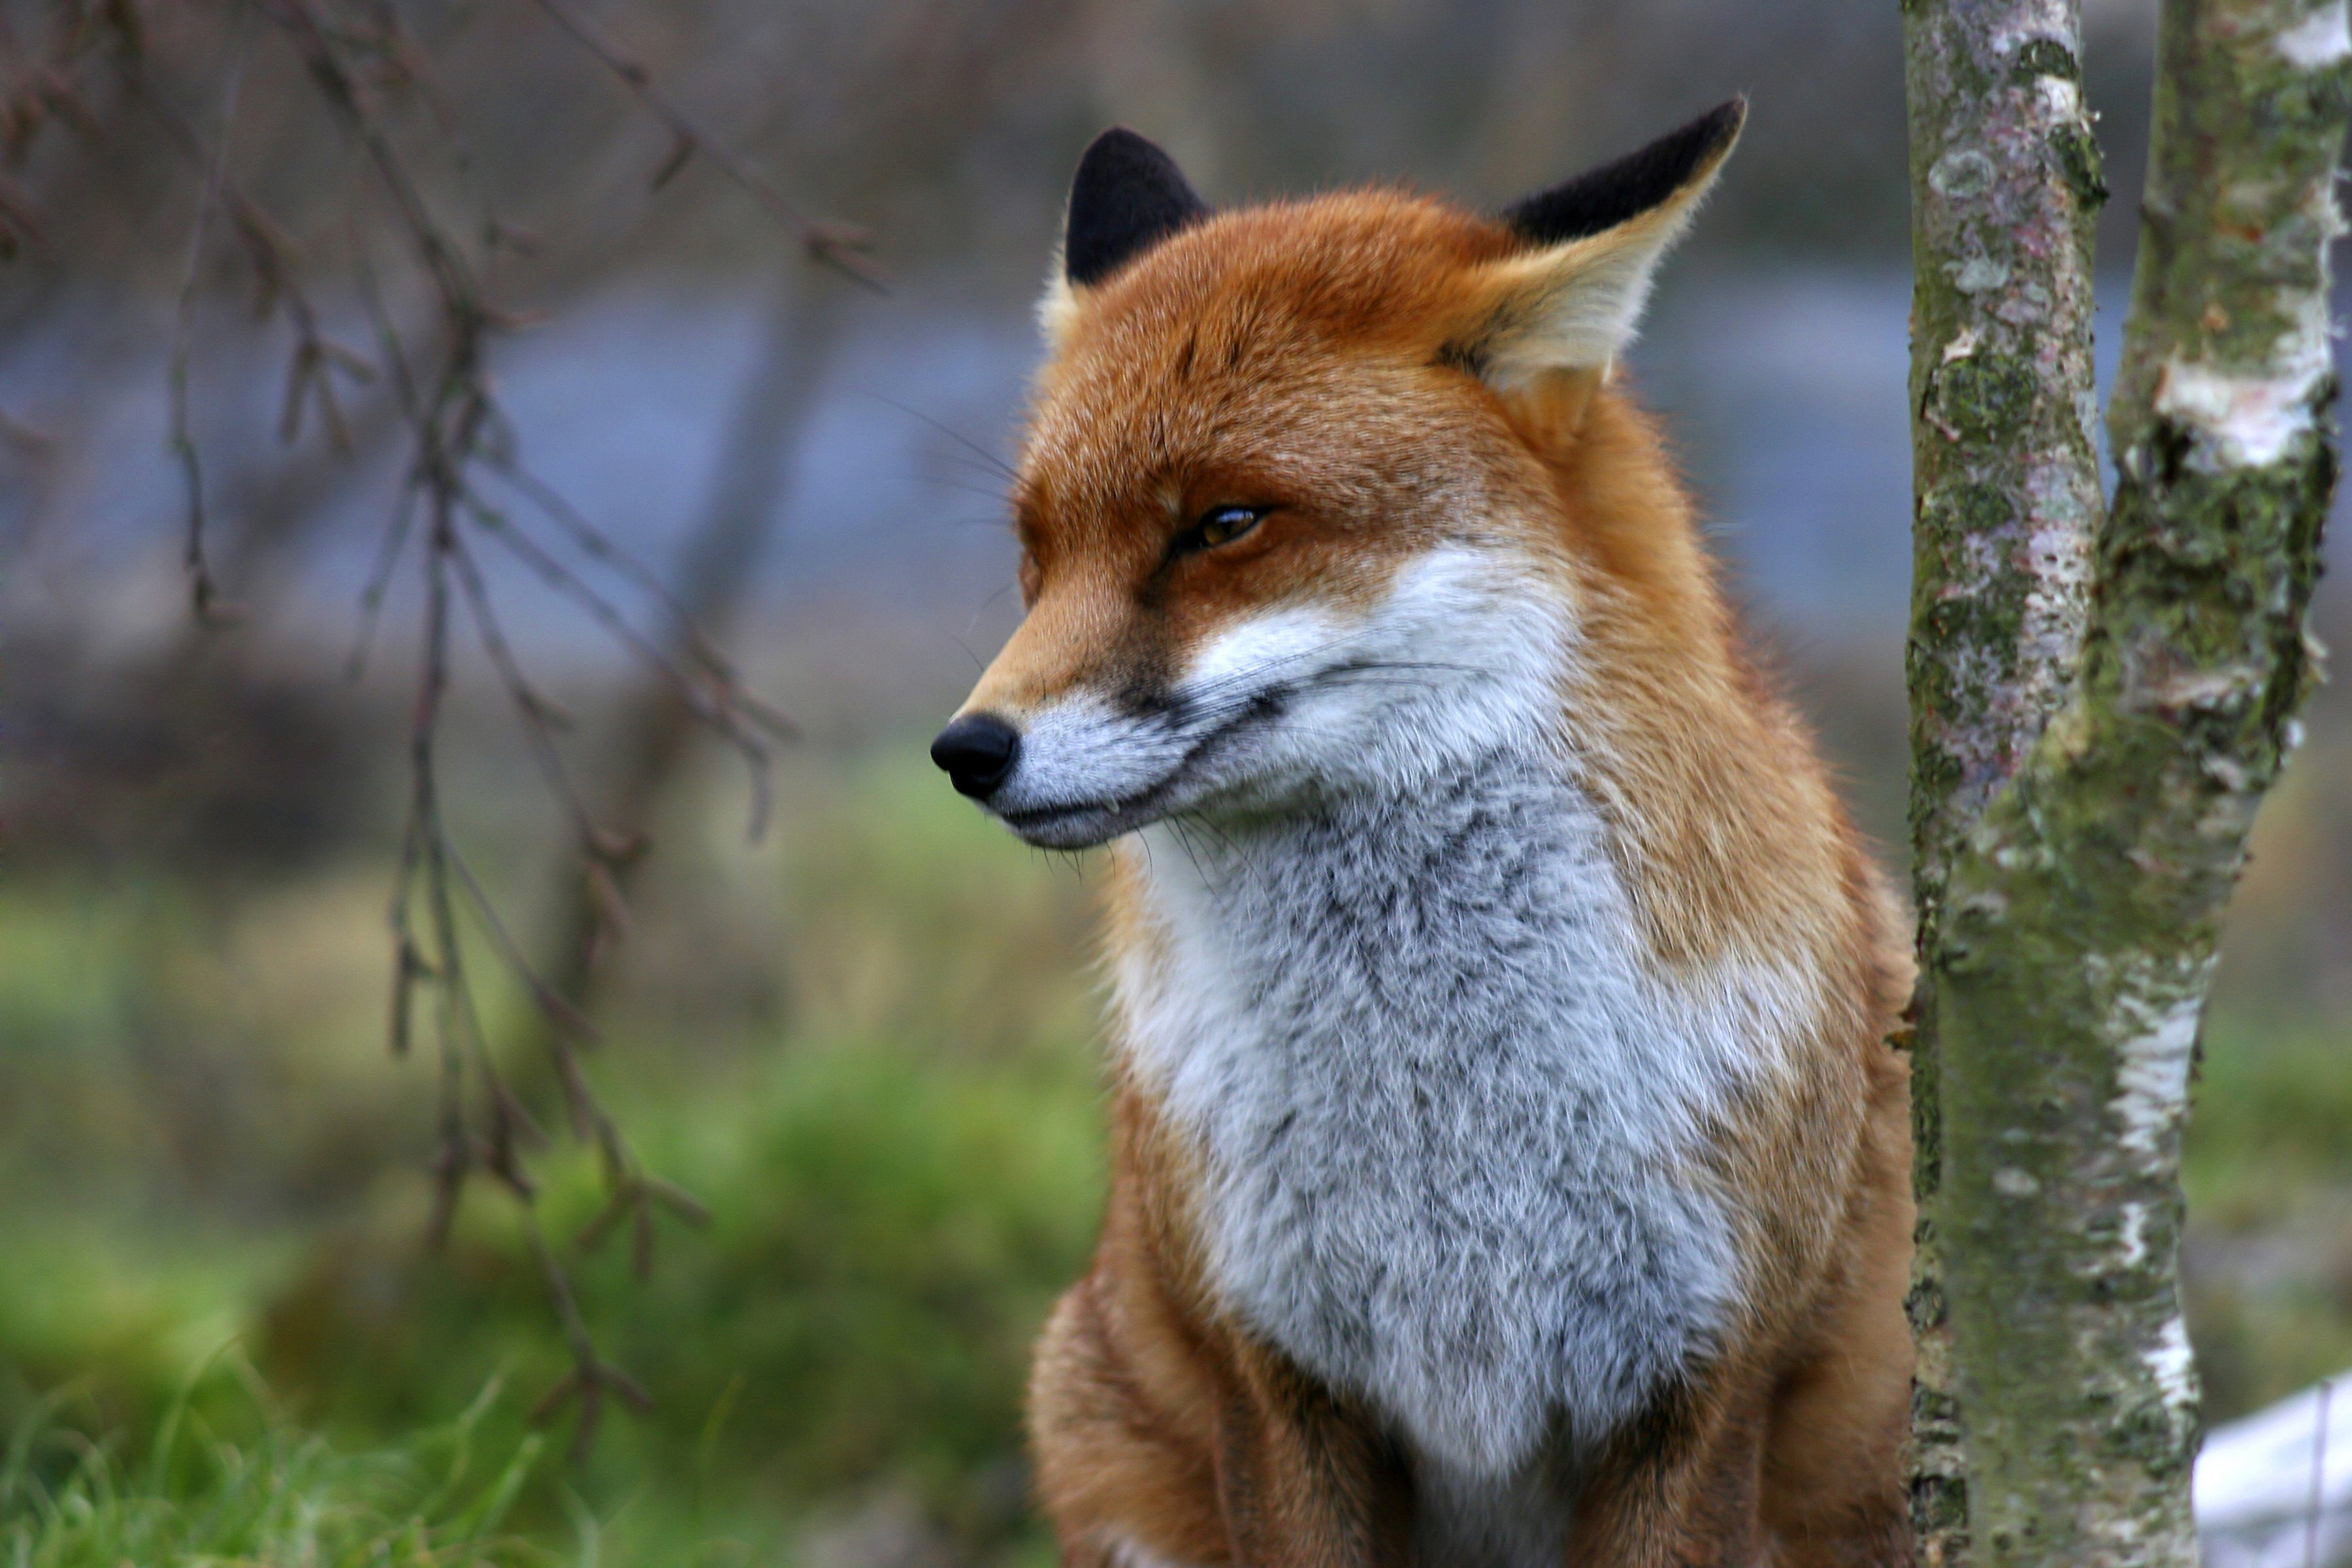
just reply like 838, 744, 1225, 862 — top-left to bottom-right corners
1062, 127, 1211, 287
1041, 128, 1211, 349
1451, 98, 1745, 389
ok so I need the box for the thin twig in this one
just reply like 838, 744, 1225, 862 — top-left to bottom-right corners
521, 1206, 652, 1461
122, 0, 804, 1458
345, 473, 419, 681
462, 491, 775, 839
270, 0, 482, 317
125, 57, 378, 465
443, 836, 602, 1053
167, 1, 255, 622
519, 0, 881, 289
446, 522, 600, 842
480, 453, 796, 740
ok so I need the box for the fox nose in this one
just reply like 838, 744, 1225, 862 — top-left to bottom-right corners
930, 712, 1021, 799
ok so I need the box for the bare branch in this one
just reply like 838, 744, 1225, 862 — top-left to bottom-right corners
480, 454, 797, 741
462, 491, 776, 838
345, 473, 419, 681
446, 522, 602, 845
101, 0, 811, 1456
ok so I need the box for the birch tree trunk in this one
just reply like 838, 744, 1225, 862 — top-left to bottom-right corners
1901, 3, 2105, 1560
1904, 0, 2351, 1561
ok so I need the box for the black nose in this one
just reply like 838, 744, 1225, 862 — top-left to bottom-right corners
930, 712, 1021, 798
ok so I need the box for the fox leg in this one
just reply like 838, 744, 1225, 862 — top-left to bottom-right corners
1030, 1272, 1411, 1568
1757, 1078, 1916, 1568
1560, 1382, 1773, 1568
1208, 1348, 1413, 1568
1030, 1275, 1228, 1567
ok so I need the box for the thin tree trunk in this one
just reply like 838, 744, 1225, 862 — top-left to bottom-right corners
1906, 0, 2351, 1560
535, 272, 839, 1021
1901, 3, 2106, 1560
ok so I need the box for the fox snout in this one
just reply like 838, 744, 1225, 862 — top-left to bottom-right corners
926, 676, 1225, 851
930, 713, 1021, 799
926, 576, 1215, 847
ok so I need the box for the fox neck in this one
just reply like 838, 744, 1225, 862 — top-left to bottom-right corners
1102, 562, 1791, 1474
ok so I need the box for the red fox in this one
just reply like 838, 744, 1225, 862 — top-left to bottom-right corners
931, 100, 1916, 1568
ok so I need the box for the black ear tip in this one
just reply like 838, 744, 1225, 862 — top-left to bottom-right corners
1645, 96, 1750, 176
1500, 97, 1751, 248
1674, 95, 1749, 174
1064, 126, 1211, 288
1079, 125, 1162, 165
1071, 127, 1159, 195
1701, 95, 1749, 148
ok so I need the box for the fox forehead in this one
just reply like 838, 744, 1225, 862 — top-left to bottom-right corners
1047, 188, 1516, 371
1014, 189, 1544, 573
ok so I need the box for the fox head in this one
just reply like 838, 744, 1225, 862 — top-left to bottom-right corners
932, 102, 1745, 849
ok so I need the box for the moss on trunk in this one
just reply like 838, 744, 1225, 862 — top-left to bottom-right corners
1906, 0, 2350, 1562
1901, 2, 2106, 1560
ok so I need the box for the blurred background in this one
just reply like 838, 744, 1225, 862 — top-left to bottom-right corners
3, 0, 2349, 1563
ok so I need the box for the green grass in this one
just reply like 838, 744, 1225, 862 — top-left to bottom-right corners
0, 1376, 547, 1568
259, 1030, 1103, 1549
2185, 1024, 2352, 1209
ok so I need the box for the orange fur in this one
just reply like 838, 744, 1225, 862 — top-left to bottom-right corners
960, 173, 1914, 1567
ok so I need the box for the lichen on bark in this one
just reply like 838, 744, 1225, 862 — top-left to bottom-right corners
1906, 0, 2351, 1563
1901, 3, 2105, 1561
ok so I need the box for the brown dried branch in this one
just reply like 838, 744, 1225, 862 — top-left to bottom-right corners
337, 63, 647, 1427
123, 52, 378, 489
522, 1205, 652, 1461
0, 8, 120, 201
268, 0, 481, 314
442, 837, 603, 1056
0, 169, 49, 255
446, 521, 602, 845
94, 0, 826, 1456
121, 78, 331, 308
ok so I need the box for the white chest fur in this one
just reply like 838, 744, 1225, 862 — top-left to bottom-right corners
1117, 747, 1780, 1481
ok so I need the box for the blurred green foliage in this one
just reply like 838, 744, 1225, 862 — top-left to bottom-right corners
262, 1029, 1102, 1544
0, 736, 2345, 1563
2182, 1022, 2352, 1422
0, 745, 1103, 1563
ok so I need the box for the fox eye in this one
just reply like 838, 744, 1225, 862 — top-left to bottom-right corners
1177, 505, 1267, 556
